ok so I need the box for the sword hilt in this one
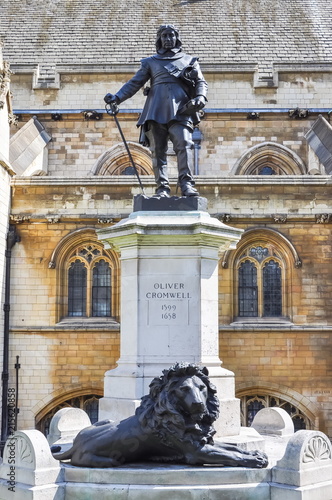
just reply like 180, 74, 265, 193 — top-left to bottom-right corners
105, 102, 119, 116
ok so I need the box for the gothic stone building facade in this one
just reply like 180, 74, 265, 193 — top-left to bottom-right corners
0, 0, 331, 438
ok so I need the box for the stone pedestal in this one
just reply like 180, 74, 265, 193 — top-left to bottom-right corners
97, 206, 243, 436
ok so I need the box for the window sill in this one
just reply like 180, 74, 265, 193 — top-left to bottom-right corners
231, 317, 292, 326
56, 317, 120, 330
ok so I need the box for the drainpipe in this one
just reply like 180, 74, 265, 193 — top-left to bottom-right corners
0, 225, 19, 455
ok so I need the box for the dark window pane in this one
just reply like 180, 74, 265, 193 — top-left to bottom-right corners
247, 399, 265, 426
263, 260, 282, 316
92, 259, 111, 317
121, 166, 136, 175
258, 166, 276, 175
68, 260, 87, 317
292, 415, 307, 431
238, 260, 258, 316
83, 397, 99, 424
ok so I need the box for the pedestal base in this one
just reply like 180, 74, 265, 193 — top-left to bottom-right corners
64, 463, 271, 500
99, 362, 241, 437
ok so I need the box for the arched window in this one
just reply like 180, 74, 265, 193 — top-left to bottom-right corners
231, 142, 307, 175
49, 229, 120, 322
222, 228, 302, 323
90, 143, 153, 176
36, 394, 101, 436
240, 394, 312, 431
66, 246, 113, 318
237, 246, 283, 319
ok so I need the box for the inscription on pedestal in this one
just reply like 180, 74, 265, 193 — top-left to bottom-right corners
143, 281, 192, 326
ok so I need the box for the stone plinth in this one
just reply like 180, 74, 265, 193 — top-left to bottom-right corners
64, 463, 271, 500
97, 209, 243, 436
133, 194, 208, 212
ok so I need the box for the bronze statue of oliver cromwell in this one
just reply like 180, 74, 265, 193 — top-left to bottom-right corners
104, 24, 208, 197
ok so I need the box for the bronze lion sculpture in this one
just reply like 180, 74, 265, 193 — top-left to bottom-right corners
52, 363, 268, 468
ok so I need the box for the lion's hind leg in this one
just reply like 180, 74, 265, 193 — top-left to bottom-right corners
149, 453, 185, 463
71, 452, 124, 468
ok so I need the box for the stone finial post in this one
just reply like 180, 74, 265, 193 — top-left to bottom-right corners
0, 430, 64, 499
271, 430, 332, 499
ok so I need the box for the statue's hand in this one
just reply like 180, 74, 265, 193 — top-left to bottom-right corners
193, 96, 206, 110
104, 93, 119, 104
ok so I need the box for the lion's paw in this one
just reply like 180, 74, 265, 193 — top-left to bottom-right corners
245, 451, 268, 468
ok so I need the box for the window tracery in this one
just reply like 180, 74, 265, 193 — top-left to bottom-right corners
50, 229, 120, 322
66, 247, 113, 318
240, 394, 312, 431
36, 394, 101, 436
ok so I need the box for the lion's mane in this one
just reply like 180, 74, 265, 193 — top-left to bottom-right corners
136, 363, 220, 447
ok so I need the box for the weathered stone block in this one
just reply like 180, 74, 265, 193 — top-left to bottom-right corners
47, 407, 91, 447
272, 430, 332, 488
252, 407, 294, 437
0, 430, 64, 499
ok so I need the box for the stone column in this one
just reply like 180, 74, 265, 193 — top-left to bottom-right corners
98, 208, 243, 436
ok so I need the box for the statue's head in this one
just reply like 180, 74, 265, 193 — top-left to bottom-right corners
156, 24, 182, 51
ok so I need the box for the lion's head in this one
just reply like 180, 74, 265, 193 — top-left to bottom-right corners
136, 363, 220, 446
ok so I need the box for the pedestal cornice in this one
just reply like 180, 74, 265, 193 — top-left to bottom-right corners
97, 211, 243, 253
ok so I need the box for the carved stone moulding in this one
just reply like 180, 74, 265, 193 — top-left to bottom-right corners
272, 430, 332, 488
46, 216, 61, 224
98, 218, 114, 224
271, 214, 287, 223
315, 213, 332, 224
10, 215, 31, 224
215, 213, 232, 224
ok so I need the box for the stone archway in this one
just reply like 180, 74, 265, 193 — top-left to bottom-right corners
90, 142, 153, 176
231, 141, 307, 175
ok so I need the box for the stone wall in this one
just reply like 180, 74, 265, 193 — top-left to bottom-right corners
7, 177, 332, 434
9, 330, 119, 429
9, 69, 332, 111
9, 69, 332, 179
219, 330, 332, 437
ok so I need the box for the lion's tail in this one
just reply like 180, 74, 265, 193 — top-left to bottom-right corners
51, 445, 73, 461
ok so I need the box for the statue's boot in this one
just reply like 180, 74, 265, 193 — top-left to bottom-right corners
171, 123, 200, 197
181, 183, 199, 197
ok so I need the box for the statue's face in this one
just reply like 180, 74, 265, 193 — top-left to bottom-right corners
160, 29, 177, 50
